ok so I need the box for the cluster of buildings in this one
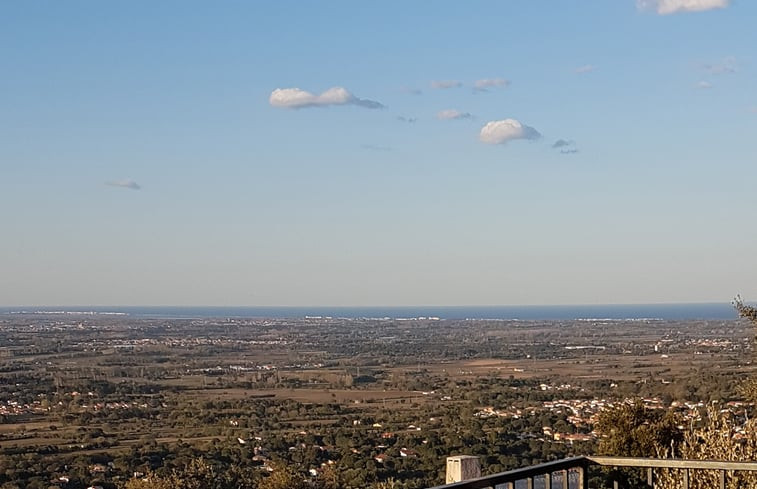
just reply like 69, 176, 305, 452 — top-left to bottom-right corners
0, 399, 48, 417
86, 336, 288, 351
0, 391, 164, 420
475, 395, 755, 445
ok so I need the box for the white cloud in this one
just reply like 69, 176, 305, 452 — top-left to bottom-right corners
431, 80, 462, 89
473, 78, 510, 91
106, 179, 141, 190
575, 65, 595, 74
269, 87, 384, 109
437, 109, 472, 121
479, 119, 541, 145
696, 80, 713, 89
637, 0, 729, 15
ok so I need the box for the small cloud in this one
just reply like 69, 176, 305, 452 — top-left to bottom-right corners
637, 0, 729, 15
269, 86, 384, 109
551, 139, 574, 149
702, 56, 737, 75
361, 144, 392, 152
397, 115, 418, 123
575, 65, 595, 74
749, 107, 757, 114
401, 87, 423, 96
696, 80, 713, 89
106, 179, 141, 190
431, 80, 462, 89
473, 78, 510, 92
479, 119, 541, 145
551, 139, 579, 154
437, 109, 472, 121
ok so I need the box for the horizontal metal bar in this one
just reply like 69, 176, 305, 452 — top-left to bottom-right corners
588, 456, 757, 472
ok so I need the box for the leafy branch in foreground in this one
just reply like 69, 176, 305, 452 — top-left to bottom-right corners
733, 295, 757, 325
653, 405, 757, 489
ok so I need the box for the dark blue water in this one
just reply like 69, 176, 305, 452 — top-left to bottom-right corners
0, 303, 743, 320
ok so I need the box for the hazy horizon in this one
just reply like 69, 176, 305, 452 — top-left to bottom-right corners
0, 300, 739, 308
0, 302, 744, 321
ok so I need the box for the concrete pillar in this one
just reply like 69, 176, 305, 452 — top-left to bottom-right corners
446, 456, 481, 484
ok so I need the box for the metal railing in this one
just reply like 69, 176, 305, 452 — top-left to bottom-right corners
428, 456, 757, 489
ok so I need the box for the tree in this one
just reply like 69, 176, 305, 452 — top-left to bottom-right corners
121, 458, 258, 489
257, 463, 310, 489
594, 400, 684, 488
595, 400, 683, 458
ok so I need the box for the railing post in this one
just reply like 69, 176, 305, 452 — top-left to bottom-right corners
647, 467, 654, 488
682, 468, 689, 489
613, 481, 619, 489
561, 469, 569, 489
719, 470, 725, 489
445, 456, 481, 484
504, 482, 514, 489
578, 464, 588, 489
544, 472, 551, 489
526, 476, 533, 489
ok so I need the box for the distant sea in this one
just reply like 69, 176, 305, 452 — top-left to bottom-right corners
0, 303, 743, 320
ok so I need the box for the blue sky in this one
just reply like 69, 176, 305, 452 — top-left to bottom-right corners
2, 0, 755, 306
